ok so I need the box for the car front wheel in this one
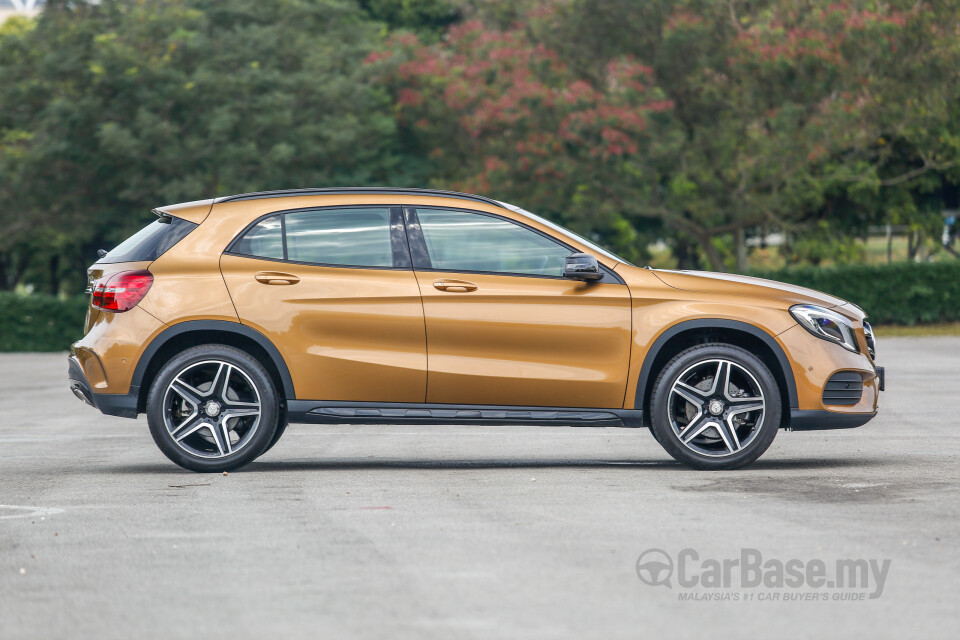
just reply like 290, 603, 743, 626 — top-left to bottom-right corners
146, 344, 280, 472
649, 343, 782, 470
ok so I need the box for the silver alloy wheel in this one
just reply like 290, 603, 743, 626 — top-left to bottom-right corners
667, 358, 766, 458
162, 360, 262, 459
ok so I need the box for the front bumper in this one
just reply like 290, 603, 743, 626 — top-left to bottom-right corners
788, 365, 884, 430
68, 356, 139, 419
789, 409, 876, 430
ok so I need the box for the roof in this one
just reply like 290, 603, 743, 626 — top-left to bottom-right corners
213, 187, 501, 207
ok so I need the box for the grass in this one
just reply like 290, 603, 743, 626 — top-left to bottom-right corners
873, 322, 960, 337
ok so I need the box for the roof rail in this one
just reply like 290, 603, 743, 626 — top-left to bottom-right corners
214, 187, 502, 206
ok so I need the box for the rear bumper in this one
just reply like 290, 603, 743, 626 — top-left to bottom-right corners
789, 409, 876, 431
68, 357, 139, 419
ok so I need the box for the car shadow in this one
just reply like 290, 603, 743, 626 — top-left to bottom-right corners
98, 455, 892, 474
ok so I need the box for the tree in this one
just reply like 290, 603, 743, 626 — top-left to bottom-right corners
0, 0, 414, 293
370, 19, 677, 263
376, 1, 960, 270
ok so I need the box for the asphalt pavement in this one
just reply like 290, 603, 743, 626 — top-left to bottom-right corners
1, 338, 958, 639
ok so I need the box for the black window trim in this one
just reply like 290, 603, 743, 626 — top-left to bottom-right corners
223, 203, 624, 284
224, 205, 412, 272
406, 205, 625, 284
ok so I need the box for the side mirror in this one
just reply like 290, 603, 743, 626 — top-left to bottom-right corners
563, 253, 603, 281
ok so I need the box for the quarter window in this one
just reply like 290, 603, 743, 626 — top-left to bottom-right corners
232, 215, 283, 260
416, 209, 572, 277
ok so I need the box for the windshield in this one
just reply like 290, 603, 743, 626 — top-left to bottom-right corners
496, 200, 635, 267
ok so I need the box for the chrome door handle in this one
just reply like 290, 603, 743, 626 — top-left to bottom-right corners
433, 279, 477, 292
254, 272, 300, 285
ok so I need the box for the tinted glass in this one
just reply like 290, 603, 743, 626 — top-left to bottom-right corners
98, 217, 198, 264
232, 215, 284, 260
416, 209, 572, 276
285, 208, 392, 267
497, 200, 633, 266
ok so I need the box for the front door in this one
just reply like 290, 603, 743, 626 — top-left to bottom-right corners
220, 206, 426, 402
406, 207, 632, 408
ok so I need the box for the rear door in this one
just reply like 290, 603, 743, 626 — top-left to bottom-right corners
406, 206, 632, 408
220, 206, 426, 402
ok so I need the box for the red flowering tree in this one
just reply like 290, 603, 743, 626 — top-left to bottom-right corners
370, 19, 676, 262
372, 1, 960, 269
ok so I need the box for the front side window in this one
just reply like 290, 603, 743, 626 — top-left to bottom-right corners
416, 208, 572, 277
231, 207, 394, 268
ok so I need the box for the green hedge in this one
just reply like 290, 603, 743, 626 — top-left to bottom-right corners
750, 262, 960, 325
1, 262, 957, 351
0, 293, 88, 352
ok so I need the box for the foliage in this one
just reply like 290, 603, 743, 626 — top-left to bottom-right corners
375, 0, 960, 270
0, 293, 87, 351
751, 262, 960, 325
2, 0, 960, 300
370, 19, 675, 263
0, 0, 419, 294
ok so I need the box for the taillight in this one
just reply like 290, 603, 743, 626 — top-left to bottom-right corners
92, 270, 153, 312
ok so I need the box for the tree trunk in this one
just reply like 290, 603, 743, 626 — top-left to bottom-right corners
49, 253, 60, 296
907, 230, 921, 261
0, 252, 29, 291
695, 232, 726, 272
734, 227, 748, 273
886, 224, 893, 264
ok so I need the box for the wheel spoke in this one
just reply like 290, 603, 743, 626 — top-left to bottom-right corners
675, 380, 711, 399
170, 379, 203, 406
713, 361, 729, 396
728, 401, 764, 415
716, 418, 740, 453
171, 415, 206, 442
208, 421, 232, 456
222, 397, 259, 408
207, 363, 226, 398
678, 417, 713, 443
221, 408, 260, 427
672, 384, 706, 410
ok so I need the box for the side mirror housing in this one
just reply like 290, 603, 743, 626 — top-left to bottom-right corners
563, 253, 603, 281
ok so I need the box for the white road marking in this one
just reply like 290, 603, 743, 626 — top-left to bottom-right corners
0, 505, 64, 520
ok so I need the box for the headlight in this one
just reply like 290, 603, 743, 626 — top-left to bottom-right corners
789, 304, 860, 353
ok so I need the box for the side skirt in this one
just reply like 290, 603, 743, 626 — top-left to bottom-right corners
287, 401, 645, 428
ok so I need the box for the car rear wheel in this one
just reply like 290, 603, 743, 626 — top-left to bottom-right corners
257, 410, 288, 458
649, 343, 781, 470
147, 345, 280, 472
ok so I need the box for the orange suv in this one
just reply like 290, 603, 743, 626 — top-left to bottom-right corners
68, 188, 883, 472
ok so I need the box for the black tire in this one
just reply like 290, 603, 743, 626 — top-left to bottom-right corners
258, 409, 288, 458
147, 344, 280, 472
649, 343, 782, 470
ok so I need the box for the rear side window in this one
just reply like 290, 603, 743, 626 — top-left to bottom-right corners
232, 207, 394, 268
286, 208, 392, 267
98, 217, 198, 264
